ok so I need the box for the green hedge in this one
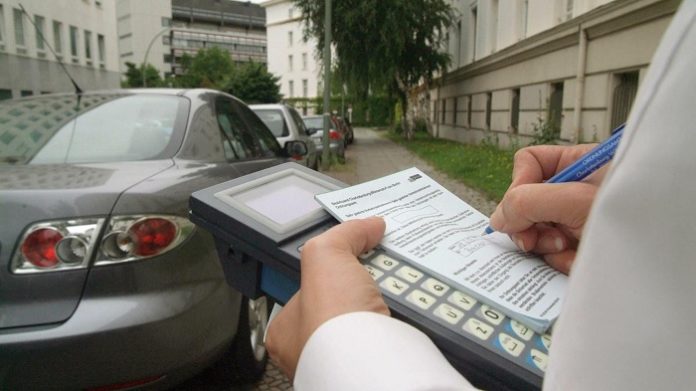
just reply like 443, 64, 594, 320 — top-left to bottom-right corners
285, 96, 395, 127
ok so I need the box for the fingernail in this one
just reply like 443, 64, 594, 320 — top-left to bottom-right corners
511, 235, 527, 252
489, 210, 502, 230
540, 236, 565, 252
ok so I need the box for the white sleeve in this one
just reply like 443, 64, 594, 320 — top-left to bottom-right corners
294, 311, 478, 391
544, 3, 696, 390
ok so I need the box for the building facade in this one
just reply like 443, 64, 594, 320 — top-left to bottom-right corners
116, 0, 172, 77
0, 0, 121, 99
263, 0, 320, 111
170, 0, 266, 75
428, 0, 680, 147
116, 0, 266, 79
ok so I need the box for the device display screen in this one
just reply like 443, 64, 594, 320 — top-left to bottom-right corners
214, 169, 337, 235
237, 176, 325, 225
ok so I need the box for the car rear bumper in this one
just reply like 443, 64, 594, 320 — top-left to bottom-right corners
0, 278, 241, 390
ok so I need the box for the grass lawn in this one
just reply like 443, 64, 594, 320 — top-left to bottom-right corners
385, 132, 515, 202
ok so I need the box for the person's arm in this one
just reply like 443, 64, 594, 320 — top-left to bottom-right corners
265, 217, 476, 390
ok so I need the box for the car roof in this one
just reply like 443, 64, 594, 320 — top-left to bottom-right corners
249, 103, 290, 110
4, 88, 235, 100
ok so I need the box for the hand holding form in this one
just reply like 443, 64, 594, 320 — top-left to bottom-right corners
265, 217, 388, 379
489, 144, 608, 274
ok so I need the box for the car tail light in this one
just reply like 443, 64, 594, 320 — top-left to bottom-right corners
95, 215, 194, 266
329, 129, 341, 140
11, 215, 195, 274
21, 228, 63, 268
12, 218, 105, 274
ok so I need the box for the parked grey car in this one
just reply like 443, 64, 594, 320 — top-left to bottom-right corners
0, 89, 306, 390
302, 115, 346, 162
250, 104, 319, 170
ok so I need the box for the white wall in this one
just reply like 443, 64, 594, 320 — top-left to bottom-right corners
116, 0, 171, 76
0, 0, 121, 96
263, 0, 320, 101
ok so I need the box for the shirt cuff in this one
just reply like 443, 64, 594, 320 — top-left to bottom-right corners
294, 311, 477, 391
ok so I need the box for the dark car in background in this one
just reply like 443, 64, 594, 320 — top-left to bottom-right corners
302, 115, 345, 162
0, 89, 306, 390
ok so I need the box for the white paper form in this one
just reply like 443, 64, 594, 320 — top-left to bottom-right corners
315, 167, 567, 332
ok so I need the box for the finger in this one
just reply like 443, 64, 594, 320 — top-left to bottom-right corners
510, 144, 597, 188
490, 182, 597, 234
509, 228, 538, 252
301, 217, 385, 265
544, 249, 577, 275
532, 226, 570, 254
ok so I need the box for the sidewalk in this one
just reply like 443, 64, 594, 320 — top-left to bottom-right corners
323, 127, 498, 216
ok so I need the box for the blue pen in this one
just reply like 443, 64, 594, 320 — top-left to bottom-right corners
483, 123, 625, 235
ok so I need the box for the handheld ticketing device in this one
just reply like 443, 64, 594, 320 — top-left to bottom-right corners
189, 163, 549, 391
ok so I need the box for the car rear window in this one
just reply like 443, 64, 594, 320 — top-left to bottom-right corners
0, 94, 186, 165
253, 109, 289, 137
303, 116, 323, 130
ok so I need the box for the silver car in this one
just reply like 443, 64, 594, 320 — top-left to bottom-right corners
0, 89, 305, 390
250, 104, 319, 170
302, 115, 346, 163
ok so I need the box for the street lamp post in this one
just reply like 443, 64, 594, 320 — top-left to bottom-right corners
321, 0, 332, 170
142, 27, 171, 87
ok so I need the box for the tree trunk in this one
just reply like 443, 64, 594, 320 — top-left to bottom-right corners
395, 73, 412, 140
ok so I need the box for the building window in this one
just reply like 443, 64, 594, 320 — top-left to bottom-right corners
490, 0, 499, 53
519, 0, 529, 40
611, 72, 639, 131
69, 25, 78, 58
549, 82, 564, 135
485, 92, 492, 129
34, 15, 46, 52
469, 6, 477, 62
97, 33, 105, 64
164, 53, 172, 63
467, 96, 473, 126
289, 80, 294, 98
288, 31, 293, 47
53, 21, 63, 56
0, 89, 12, 100
161, 17, 171, 27
162, 35, 171, 45
21, 90, 33, 97
511, 88, 520, 133
455, 20, 462, 66
84, 30, 92, 60
302, 52, 307, 70
0, 5, 5, 45
288, 54, 293, 71
302, 79, 308, 98
453, 97, 458, 125
557, 0, 574, 22
13, 8, 25, 47
441, 99, 446, 124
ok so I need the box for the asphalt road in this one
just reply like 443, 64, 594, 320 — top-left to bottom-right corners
175, 127, 497, 390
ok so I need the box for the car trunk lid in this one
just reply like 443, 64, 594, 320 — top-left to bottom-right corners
0, 161, 172, 329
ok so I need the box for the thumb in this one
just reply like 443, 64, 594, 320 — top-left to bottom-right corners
490, 182, 597, 234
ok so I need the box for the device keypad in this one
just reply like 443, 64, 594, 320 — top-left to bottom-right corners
396, 265, 424, 283
372, 254, 399, 270
364, 249, 551, 377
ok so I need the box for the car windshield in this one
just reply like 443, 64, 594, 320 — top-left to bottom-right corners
0, 94, 185, 165
303, 116, 323, 130
253, 109, 288, 137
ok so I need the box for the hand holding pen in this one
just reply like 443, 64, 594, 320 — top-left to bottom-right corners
484, 124, 625, 274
